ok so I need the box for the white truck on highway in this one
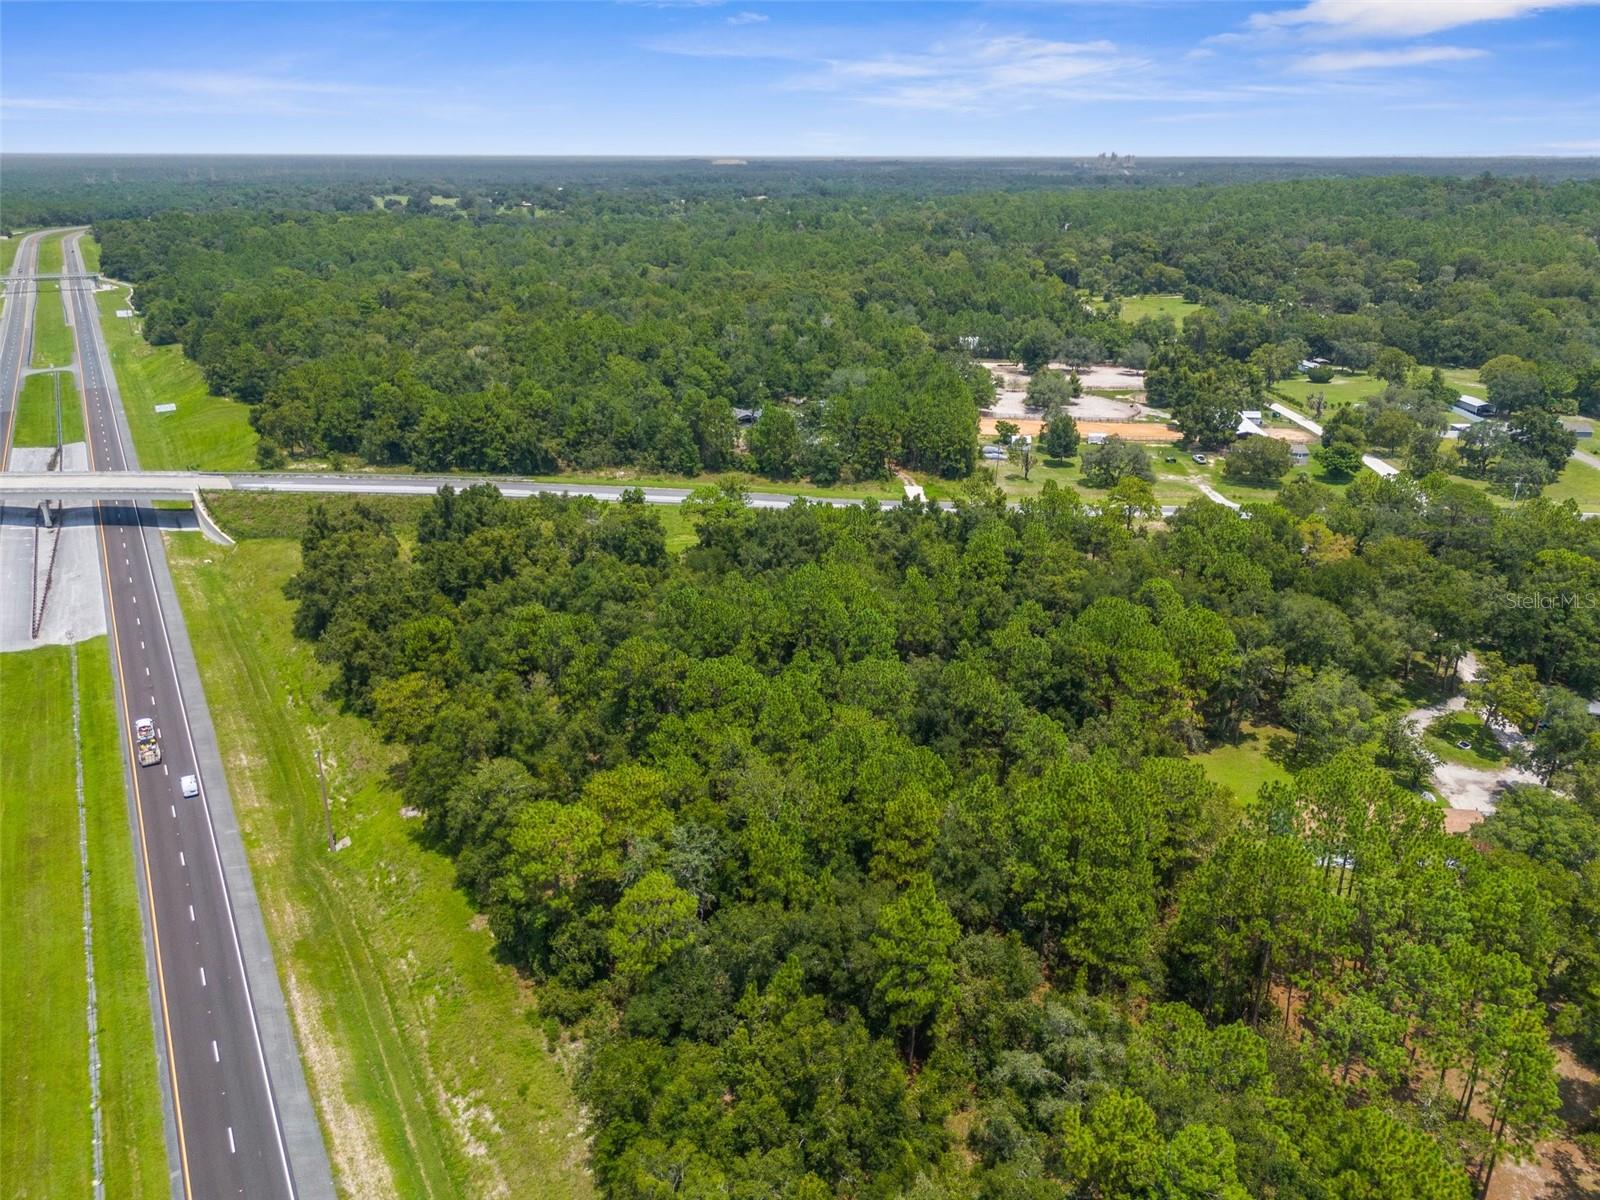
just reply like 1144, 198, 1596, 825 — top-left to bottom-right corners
134, 717, 161, 767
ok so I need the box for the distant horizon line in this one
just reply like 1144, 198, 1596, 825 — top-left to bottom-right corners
5, 152, 1600, 162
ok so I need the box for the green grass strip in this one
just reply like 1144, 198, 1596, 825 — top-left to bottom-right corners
0, 640, 171, 1199
37, 233, 66, 276
168, 537, 593, 1199
2, 644, 94, 1194
13, 371, 84, 448
79, 235, 102, 275
30, 282, 75, 369
95, 288, 257, 471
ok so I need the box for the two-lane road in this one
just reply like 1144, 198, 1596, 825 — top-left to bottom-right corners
60, 234, 333, 1199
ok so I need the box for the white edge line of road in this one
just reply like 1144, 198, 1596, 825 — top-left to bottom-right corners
70, 240, 300, 1198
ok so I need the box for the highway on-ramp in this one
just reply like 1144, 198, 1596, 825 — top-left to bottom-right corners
56, 233, 334, 1199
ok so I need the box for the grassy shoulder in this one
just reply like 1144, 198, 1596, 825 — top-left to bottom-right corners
165, 534, 593, 1200
78, 234, 102, 274
13, 370, 84, 447
96, 287, 257, 471
0, 233, 29, 275
31, 282, 74, 368
1, 640, 168, 1200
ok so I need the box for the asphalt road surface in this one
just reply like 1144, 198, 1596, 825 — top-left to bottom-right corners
58, 233, 333, 1199
0, 228, 53, 469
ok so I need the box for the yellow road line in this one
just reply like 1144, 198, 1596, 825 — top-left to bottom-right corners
73, 245, 196, 1199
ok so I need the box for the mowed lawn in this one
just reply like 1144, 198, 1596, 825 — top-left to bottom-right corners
78, 234, 102, 274
1, 640, 169, 1200
37, 231, 67, 276
31, 282, 76, 369
166, 533, 594, 1200
1116, 293, 1204, 324
1547, 458, 1600, 511
1195, 724, 1294, 804
12, 370, 84, 447
96, 288, 257, 471
1273, 372, 1387, 413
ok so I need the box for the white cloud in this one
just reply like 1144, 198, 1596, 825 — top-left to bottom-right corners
789, 35, 1139, 111
1546, 137, 1600, 151
727, 10, 767, 24
1250, 0, 1599, 38
4, 67, 438, 119
1301, 45, 1490, 71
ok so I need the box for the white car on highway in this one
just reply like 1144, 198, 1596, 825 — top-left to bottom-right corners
180, 774, 199, 798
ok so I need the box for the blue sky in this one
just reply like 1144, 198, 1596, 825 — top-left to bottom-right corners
3, 1, 1598, 156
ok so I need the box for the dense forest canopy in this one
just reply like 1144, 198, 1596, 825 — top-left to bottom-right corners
7, 153, 1600, 226
22, 154, 1597, 1194
86, 174, 1600, 479
287, 478, 1600, 1200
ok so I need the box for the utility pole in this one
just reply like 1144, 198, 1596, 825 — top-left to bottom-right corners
314, 747, 335, 851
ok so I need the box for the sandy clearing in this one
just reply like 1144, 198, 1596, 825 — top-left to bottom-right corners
1072, 394, 1144, 421
1080, 421, 1183, 443
1265, 426, 1317, 445
1486, 1042, 1600, 1199
1048, 363, 1147, 390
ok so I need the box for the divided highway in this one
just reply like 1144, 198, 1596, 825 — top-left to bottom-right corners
56, 233, 334, 1198
0, 229, 52, 468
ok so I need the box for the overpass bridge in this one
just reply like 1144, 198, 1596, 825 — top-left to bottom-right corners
0, 271, 101, 290
0, 469, 870, 509
7, 468, 1589, 521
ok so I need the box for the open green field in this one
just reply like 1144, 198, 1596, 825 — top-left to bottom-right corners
1546, 459, 1600, 511
166, 533, 594, 1199
1273, 373, 1387, 413
78, 233, 102, 274
96, 287, 257, 470
37, 232, 66, 276
1, 640, 169, 1200
12, 370, 84, 447
1438, 366, 1483, 396
1196, 724, 1294, 803
1116, 293, 1204, 324
30, 282, 75, 368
